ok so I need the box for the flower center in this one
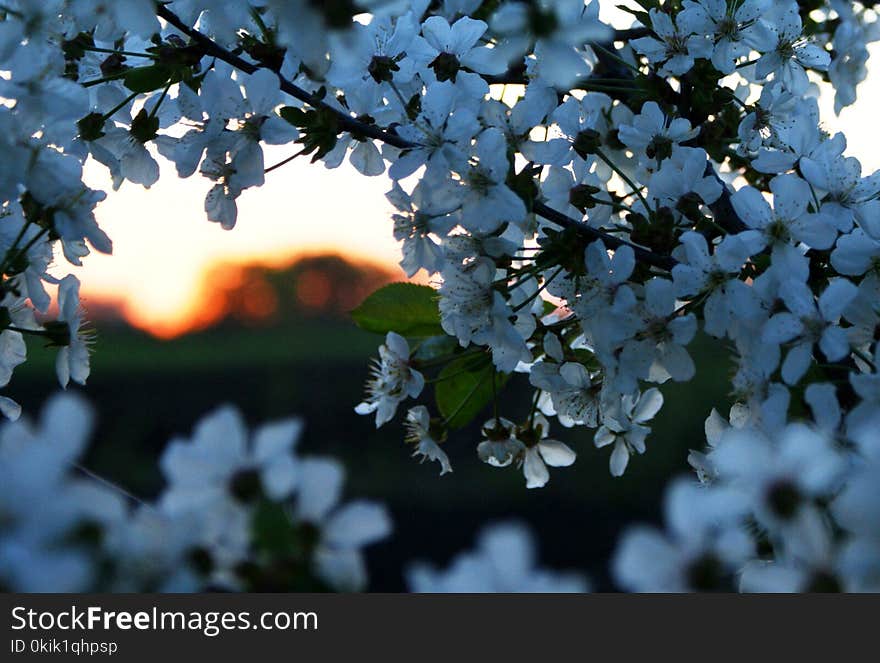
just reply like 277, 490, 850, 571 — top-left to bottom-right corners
430, 52, 461, 83
766, 479, 802, 520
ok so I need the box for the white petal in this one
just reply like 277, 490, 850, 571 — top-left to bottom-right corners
323, 500, 392, 548
538, 440, 576, 467
523, 448, 550, 488
633, 388, 664, 423
296, 457, 345, 523
261, 455, 299, 500
253, 418, 303, 462
781, 341, 813, 385
609, 441, 630, 477
770, 174, 810, 221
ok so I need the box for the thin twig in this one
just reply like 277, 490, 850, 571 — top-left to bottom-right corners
156, 5, 413, 149
533, 202, 677, 271
154, 5, 678, 271
73, 463, 151, 509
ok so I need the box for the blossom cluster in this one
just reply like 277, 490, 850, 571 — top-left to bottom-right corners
0, 393, 391, 592
1, 0, 879, 591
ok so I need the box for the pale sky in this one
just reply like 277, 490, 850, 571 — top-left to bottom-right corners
68, 39, 880, 336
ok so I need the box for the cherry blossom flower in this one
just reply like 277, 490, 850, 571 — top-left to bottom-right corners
677, 0, 776, 74
632, 9, 714, 77
731, 174, 838, 280
408, 521, 589, 592
595, 388, 664, 476
762, 278, 857, 385
619, 102, 699, 172
754, 7, 831, 94
355, 332, 425, 427
613, 478, 752, 592
54, 275, 91, 389
405, 405, 452, 475
294, 456, 392, 590
409, 15, 507, 83
518, 414, 576, 488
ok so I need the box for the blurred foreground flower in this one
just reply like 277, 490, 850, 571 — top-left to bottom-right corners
0, 393, 391, 592
406, 521, 590, 593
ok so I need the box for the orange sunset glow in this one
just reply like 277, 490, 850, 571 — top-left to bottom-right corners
74, 144, 411, 337
69, 47, 880, 339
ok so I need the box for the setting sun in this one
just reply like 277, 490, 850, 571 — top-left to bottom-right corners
73, 144, 407, 336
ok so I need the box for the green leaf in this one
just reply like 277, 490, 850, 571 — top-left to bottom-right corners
435, 356, 508, 429
413, 335, 459, 362
251, 500, 300, 556
123, 64, 171, 93
351, 283, 443, 337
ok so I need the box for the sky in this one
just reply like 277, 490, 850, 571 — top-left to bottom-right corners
76, 148, 406, 335
68, 37, 880, 337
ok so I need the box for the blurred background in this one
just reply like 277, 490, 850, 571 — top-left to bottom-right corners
10, 33, 880, 590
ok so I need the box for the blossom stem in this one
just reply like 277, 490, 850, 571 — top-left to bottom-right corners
724, 90, 748, 110
590, 41, 642, 75
14, 227, 49, 258
387, 81, 413, 119
0, 218, 33, 276
590, 196, 635, 214
248, 7, 272, 42
4, 326, 52, 337
80, 70, 130, 88
101, 91, 139, 122
808, 182, 822, 212
704, 164, 748, 233
736, 58, 760, 69
499, 264, 542, 286
512, 266, 563, 313
527, 388, 541, 427
427, 363, 490, 384
148, 83, 172, 119
704, 216, 729, 235
83, 46, 158, 59
0, 227, 48, 277
594, 147, 651, 214
264, 147, 308, 173
491, 367, 498, 420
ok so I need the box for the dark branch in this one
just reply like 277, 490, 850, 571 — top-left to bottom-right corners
155, 5, 676, 270
533, 202, 677, 271
156, 4, 413, 149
